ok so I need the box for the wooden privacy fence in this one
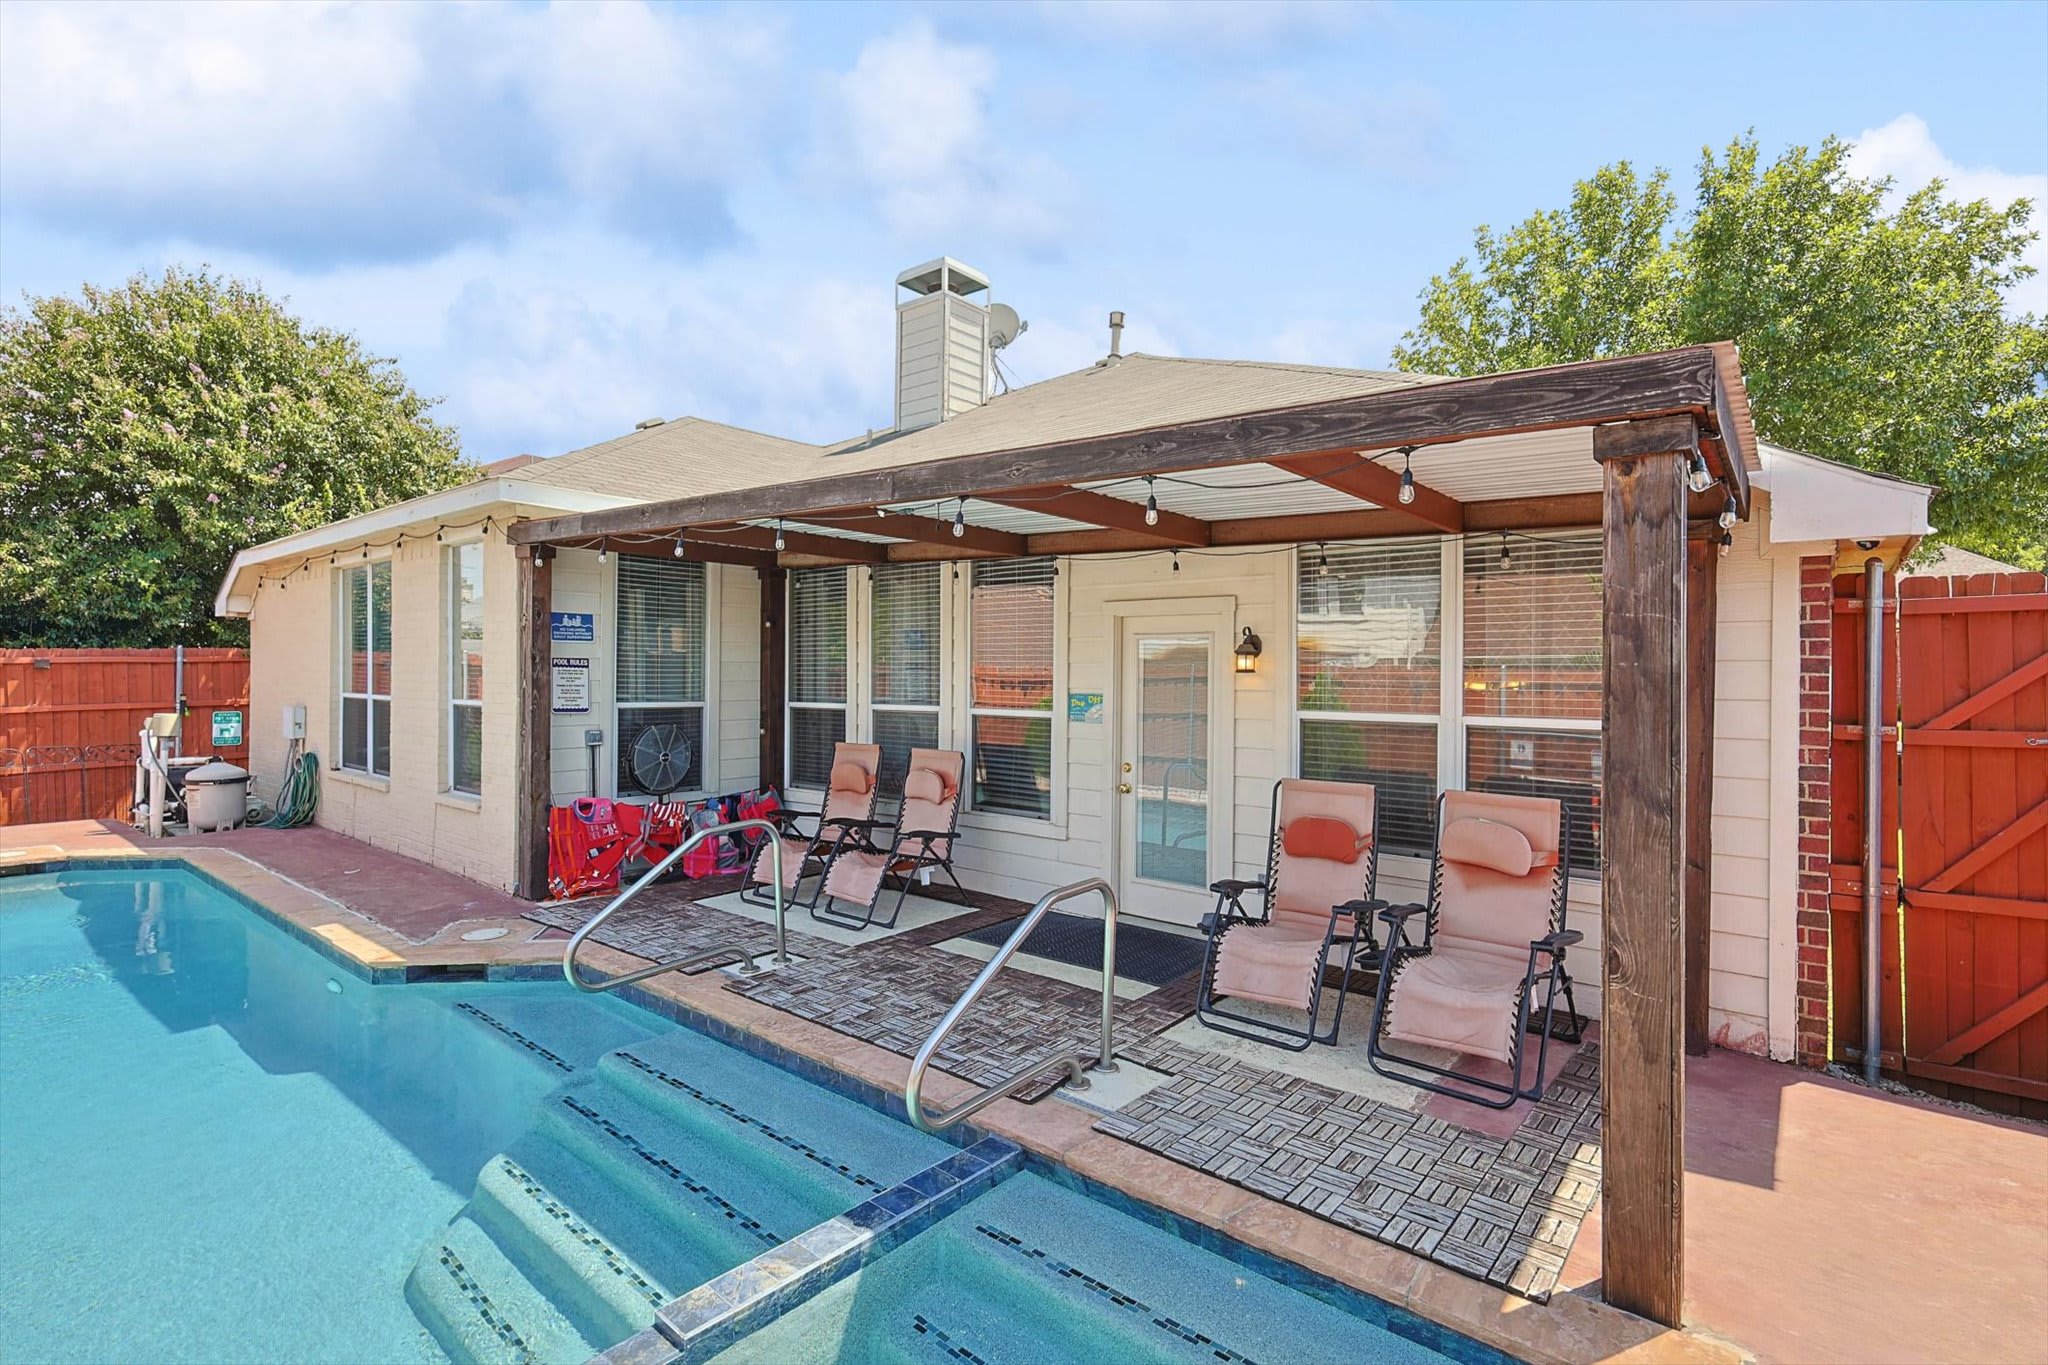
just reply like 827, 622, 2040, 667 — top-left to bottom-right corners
0, 649, 250, 826
1830, 572, 2048, 1116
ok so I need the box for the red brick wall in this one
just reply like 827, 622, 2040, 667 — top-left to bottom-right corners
1795, 556, 1834, 1065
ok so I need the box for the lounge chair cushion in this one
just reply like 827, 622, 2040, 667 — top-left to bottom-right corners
1383, 939, 1528, 1064
1212, 917, 1332, 1010
749, 836, 811, 891
830, 759, 875, 795
1281, 815, 1370, 865
824, 849, 888, 906
1440, 817, 1552, 878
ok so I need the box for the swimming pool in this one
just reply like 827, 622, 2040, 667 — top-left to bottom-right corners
1, 865, 1509, 1365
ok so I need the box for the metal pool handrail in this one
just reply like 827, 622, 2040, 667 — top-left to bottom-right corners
905, 877, 1119, 1133
564, 817, 788, 993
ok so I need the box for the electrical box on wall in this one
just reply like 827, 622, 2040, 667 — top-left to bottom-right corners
282, 704, 307, 740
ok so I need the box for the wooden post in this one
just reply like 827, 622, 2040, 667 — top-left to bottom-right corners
1593, 418, 1692, 1328
759, 566, 787, 791
515, 544, 554, 900
1684, 536, 1719, 1056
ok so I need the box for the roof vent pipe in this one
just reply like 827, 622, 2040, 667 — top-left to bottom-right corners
635, 417, 667, 430
1108, 311, 1125, 360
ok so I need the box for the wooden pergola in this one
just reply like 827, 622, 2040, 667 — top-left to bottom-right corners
510, 342, 1760, 1328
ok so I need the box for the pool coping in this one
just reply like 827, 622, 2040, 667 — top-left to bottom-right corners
1, 852, 1749, 1365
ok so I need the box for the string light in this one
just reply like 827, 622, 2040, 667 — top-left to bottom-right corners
774, 518, 786, 552
1717, 493, 1738, 530
1317, 541, 1330, 577
1144, 476, 1160, 526
1498, 534, 1511, 569
672, 529, 687, 559
434, 524, 444, 543
1397, 448, 1416, 505
952, 501, 966, 537
597, 539, 609, 565
1171, 549, 1181, 574
1718, 529, 1733, 557
1687, 452, 1714, 495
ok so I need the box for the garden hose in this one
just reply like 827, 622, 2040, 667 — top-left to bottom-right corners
262, 743, 321, 828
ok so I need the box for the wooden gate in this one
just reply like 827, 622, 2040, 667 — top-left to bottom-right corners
0, 649, 251, 825
1831, 572, 2047, 1116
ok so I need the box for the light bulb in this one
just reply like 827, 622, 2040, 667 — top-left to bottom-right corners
1144, 476, 1159, 526
597, 541, 608, 565
774, 519, 786, 552
1687, 452, 1714, 495
952, 503, 966, 537
1171, 550, 1181, 574
1398, 449, 1416, 505
1718, 529, 1733, 557
1718, 494, 1738, 530
1317, 542, 1330, 577
672, 531, 686, 559
1499, 535, 1511, 569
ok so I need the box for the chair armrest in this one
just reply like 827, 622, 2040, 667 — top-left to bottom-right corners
1333, 898, 1388, 920
822, 816, 890, 831
895, 828, 952, 843
1531, 929, 1583, 955
1376, 902, 1429, 927
1208, 876, 1267, 896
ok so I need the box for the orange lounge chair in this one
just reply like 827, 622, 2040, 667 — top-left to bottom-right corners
813, 747, 968, 931
1195, 778, 1382, 1050
743, 743, 881, 911
1366, 789, 1583, 1108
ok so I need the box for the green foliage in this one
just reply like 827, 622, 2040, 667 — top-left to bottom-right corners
0, 267, 472, 646
1396, 136, 2048, 570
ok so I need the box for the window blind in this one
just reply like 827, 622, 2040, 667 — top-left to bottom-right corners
448, 544, 484, 795
1462, 533, 1602, 722
1297, 538, 1442, 716
789, 567, 848, 789
871, 563, 941, 706
617, 558, 705, 705
970, 558, 1054, 712
1300, 718, 1438, 857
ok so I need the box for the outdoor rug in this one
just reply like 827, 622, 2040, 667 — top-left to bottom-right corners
952, 910, 1208, 987
524, 876, 845, 973
1092, 1042, 1603, 1303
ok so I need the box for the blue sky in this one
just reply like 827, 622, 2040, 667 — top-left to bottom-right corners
3, 0, 2044, 463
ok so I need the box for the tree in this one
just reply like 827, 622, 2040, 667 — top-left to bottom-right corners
1395, 136, 2048, 569
0, 268, 473, 646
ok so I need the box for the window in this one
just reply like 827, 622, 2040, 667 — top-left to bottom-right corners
616, 558, 706, 797
869, 562, 942, 797
446, 544, 484, 795
339, 561, 392, 777
788, 566, 848, 790
1296, 539, 1442, 855
1463, 532, 1604, 871
969, 558, 1055, 818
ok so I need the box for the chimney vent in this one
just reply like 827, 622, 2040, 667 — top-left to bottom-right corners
894, 258, 992, 432
634, 417, 667, 430
1108, 310, 1125, 359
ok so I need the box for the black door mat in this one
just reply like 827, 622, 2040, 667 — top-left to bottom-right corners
951, 911, 1207, 987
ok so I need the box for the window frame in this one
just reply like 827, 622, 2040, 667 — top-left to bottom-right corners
963, 557, 1064, 826
613, 556, 714, 800
336, 557, 393, 779
865, 561, 948, 797
445, 541, 485, 798
1290, 533, 1606, 883
785, 565, 852, 797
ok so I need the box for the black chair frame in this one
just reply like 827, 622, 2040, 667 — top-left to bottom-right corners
1365, 795, 1584, 1109
1193, 779, 1384, 1052
809, 796, 970, 932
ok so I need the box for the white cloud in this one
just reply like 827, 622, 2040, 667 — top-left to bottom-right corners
811, 22, 1076, 249
1028, 0, 1370, 50
1848, 114, 2047, 314
0, 1, 785, 263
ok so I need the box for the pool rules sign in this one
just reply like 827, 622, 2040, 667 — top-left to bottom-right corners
551, 658, 590, 714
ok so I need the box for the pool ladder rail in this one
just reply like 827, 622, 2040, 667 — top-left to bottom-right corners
563, 817, 790, 992
905, 877, 1120, 1132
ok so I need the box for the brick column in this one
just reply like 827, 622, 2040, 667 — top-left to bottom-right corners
1794, 555, 1833, 1066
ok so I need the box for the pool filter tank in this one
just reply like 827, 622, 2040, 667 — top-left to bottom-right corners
183, 761, 251, 832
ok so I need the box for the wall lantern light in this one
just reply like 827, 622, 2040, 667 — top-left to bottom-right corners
1234, 626, 1263, 674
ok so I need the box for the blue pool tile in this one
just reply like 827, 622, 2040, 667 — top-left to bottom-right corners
598, 1327, 683, 1365
839, 1199, 900, 1233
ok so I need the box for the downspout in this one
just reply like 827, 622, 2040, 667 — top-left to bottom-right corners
172, 645, 186, 760
1861, 557, 1886, 1084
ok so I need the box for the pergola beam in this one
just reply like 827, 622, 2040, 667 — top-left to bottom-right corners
1593, 416, 1693, 1329
508, 346, 1743, 549
800, 507, 1027, 557
693, 524, 888, 564
566, 536, 779, 572
1270, 450, 1465, 533
980, 486, 1211, 546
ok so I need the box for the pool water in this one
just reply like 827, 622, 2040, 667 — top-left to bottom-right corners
1, 867, 1500, 1365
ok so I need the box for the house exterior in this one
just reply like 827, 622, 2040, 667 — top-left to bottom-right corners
215, 257, 1933, 1074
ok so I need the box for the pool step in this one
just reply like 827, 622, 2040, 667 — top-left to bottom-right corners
404, 1214, 597, 1365
451, 993, 661, 1076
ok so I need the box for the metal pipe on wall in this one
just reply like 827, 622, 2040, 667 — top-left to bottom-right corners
1862, 557, 1887, 1085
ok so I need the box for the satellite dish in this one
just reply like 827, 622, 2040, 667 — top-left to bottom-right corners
628, 723, 694, 796
989, 303, 1027, 351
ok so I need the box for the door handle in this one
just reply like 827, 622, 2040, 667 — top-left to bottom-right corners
1118, 782, 1133, 794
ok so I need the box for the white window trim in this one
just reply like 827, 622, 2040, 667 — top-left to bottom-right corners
335, 555, 394, 779
612, 557, 718, 800
445, 540, 485, 797
1288, 533, 1607, 886
958, 557, 1067, 832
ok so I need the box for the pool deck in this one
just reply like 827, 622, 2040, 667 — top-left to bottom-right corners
8, 821, 2046, 1365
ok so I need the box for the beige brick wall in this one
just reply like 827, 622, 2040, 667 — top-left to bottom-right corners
247, 531, 520, 891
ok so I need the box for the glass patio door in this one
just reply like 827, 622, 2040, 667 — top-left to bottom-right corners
1116, 620, 1224, 925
